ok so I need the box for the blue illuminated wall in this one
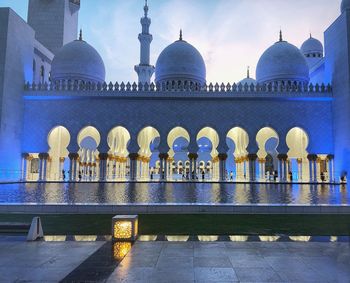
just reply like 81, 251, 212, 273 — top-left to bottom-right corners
0, 8, 34, 179
21, 96, 334, 162
325, 10, 350, 179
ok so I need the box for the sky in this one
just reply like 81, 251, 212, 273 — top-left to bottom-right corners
2, 0, 342, 83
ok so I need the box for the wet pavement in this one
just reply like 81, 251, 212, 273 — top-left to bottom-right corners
0, 238, 349, 282
107, 241, 350, 283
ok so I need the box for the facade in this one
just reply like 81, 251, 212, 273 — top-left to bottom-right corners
0, 0, 349, 183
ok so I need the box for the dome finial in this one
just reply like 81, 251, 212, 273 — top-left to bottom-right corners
144, 0, 149, 17
79, 29, 83, 41
247, 66, 250, 78
279, 29, 283, 42
179, 29, 183, 41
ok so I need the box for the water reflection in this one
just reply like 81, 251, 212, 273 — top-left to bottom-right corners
166, 235, 189, 242
0, 183, 348, 205
198, 235, 219, 242
113, 242, 132, 261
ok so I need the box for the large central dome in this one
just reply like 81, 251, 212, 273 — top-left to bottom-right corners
256, 35, 309, 85
155, 35, 206, 86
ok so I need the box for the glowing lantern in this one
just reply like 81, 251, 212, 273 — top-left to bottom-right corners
112, 215, 138, 241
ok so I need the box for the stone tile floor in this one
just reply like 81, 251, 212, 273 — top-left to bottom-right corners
107, 241, 350, 283
0, 239, 104, 282
0, 238, 349, 282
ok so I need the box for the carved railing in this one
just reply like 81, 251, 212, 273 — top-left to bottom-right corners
24, 81, 332, 94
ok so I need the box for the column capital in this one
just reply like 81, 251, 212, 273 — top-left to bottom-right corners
159, 153, 169, 160
68, 153, 79, 160
39, 153, 49, 160
277, 153, 288, 161
22, 153, 30, 159
327, 154, 334, 160
129, 153, 139, 160
218, 153, 228, 161
188, 153, 198, 160
98, 153, 109, 160
248, 153, 258, 161
307, 154, 318, 161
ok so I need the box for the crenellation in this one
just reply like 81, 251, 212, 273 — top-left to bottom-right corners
23, 80, 333, 95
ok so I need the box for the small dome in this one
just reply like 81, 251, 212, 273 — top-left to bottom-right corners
240, 77, 256, 85
155, 34, 206, 86
239, 67, 256, 85
256, 35, 309, 85
341, 0, 350, 13
301, 36, 323, 56
51, 37, 105, 83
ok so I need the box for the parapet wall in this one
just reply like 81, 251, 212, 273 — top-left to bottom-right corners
24, 81, 332, 98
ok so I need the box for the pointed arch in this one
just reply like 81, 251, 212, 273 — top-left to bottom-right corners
47, 126, 71, 180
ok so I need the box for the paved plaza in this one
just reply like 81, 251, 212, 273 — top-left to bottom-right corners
108, 241, 350, 283
0, 238, 349, 282
0, 238, 104, 282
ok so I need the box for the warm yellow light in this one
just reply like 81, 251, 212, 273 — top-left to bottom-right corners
112, 215, 138, 241
113, 242, 132, 261
134, 219, 138, 236
114, 221, 132, 239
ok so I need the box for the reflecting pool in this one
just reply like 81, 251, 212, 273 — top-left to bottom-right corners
0, 182, 348, 205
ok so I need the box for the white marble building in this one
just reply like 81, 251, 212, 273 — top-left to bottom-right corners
0, 0, 349, 183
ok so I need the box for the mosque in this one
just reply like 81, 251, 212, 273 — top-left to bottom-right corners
0, 0, 349, 183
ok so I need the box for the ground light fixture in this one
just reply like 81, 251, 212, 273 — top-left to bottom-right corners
112, 215, 138, 241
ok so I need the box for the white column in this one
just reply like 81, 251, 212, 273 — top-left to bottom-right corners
262, 161, 266, 181
42, 158, 48, 181
38, 157, 44, 181
316, 157, 322, 182
329, 157, 334, 183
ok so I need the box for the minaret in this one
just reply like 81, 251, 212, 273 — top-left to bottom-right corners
134, 0, 155, 84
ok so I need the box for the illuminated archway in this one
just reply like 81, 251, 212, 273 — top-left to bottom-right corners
226, 127, 249, 181
197, 127, 219, 181
137, 126, 160, 180
47, 126, 70, 181
256, 127, 279, 181
77, 126, 100, 181
286, 127, 309, 181
107, 126, 131, 181
167, 127, 190, 181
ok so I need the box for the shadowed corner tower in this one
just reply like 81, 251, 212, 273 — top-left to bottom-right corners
27, 0, 80, 55
325, 0, 350, 179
